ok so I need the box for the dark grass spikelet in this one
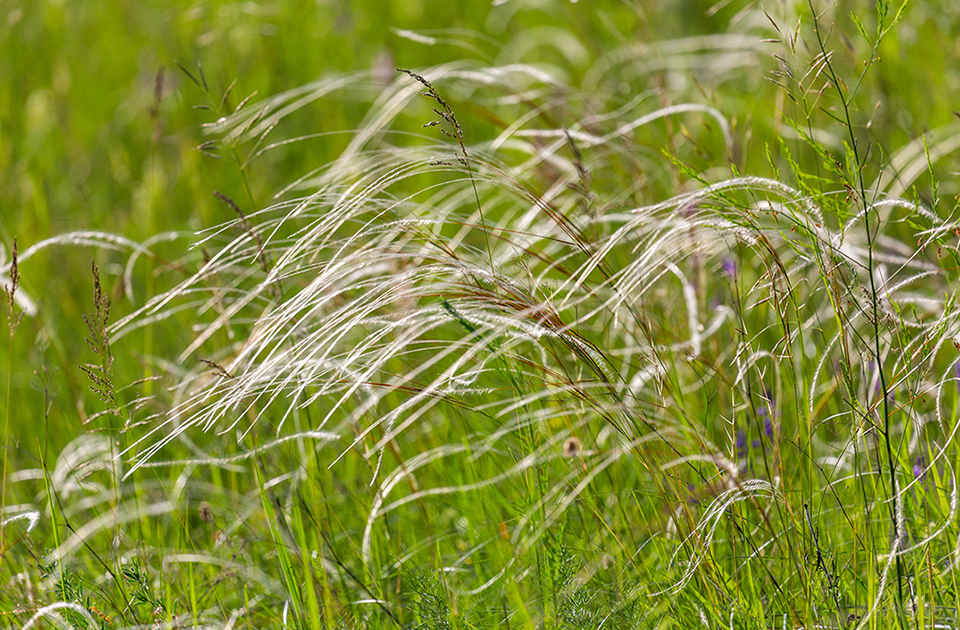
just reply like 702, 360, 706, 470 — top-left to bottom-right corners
198, 357, 234, 380
5, 238, 24, 339
149, 65, 165, 144
214, 190, 281, 299
80, 260, 120, 418
397, 67, 468, 166
83, 261, 111, 358
397, 67, 496, 278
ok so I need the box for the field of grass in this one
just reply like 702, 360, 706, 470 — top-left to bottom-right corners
4, 0, 960, 628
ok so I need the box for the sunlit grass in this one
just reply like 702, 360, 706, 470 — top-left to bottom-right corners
4, 0, 960, 628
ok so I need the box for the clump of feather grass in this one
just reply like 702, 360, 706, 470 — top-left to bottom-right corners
110, 43, 959, 616
14, 1, 960, 625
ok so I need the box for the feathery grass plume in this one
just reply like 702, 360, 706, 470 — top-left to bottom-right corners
123, 44, 960, 620
114, 59, 775, 606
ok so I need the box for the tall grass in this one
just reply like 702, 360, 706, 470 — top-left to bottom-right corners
4, 0, 960, 628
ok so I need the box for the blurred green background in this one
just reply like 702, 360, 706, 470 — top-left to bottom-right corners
5, 0, 958, 240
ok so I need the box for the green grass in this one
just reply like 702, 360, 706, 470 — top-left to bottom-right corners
4, 0, 960, 628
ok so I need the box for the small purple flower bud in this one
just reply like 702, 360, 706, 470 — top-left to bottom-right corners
722, 257, 737, 277
764, 416, 774, 438
736, 430, 747, 458
913, 456, 925, 479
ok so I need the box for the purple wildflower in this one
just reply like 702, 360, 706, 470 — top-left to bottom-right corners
736, 430, 747, 459
721, 257, 737, 277
913, 456, 925, 479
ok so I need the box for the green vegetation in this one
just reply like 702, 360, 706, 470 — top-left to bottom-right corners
4, 0, 960, 627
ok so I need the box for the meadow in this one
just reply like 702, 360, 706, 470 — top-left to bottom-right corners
3, 0, 960, 627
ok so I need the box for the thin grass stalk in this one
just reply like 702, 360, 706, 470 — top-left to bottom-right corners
805, 0, 911, 623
